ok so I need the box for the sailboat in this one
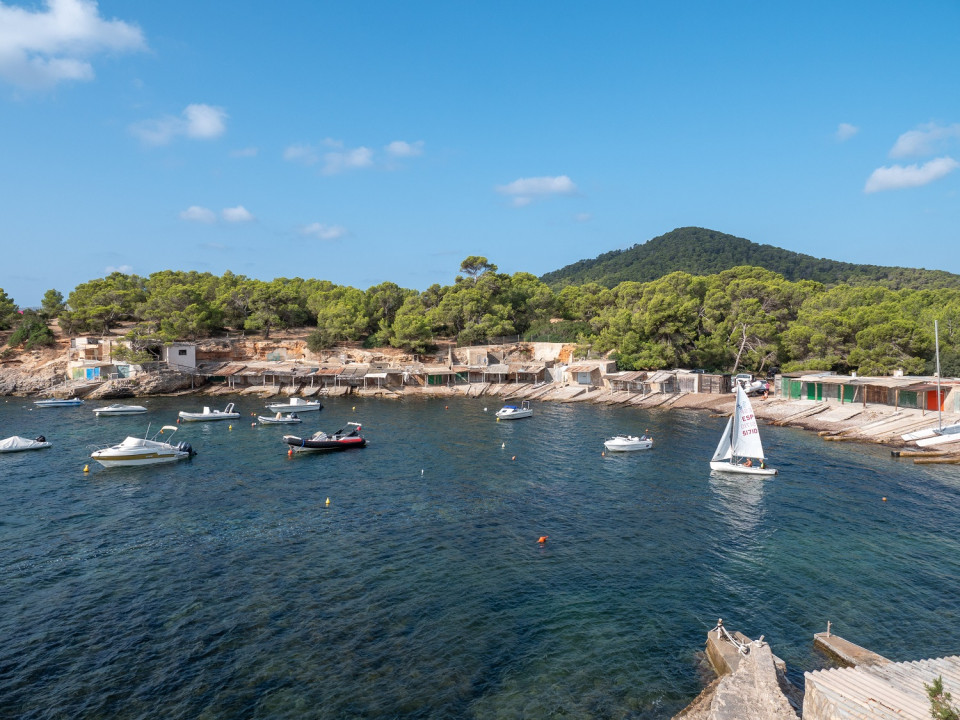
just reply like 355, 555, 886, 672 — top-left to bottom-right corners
902, 320, 960, 446
710, 385, 778, 476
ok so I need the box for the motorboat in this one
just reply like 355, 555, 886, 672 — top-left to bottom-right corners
604, 434, 653, 452
258, 412, 303, 424
178, 402, 240, 422
710, 386, 778, 476
93, 403, 147, 416
34, 397, 84, 407
265, 397, 323, 413
730, 374, 767, 395
283, 422, 366, 453
0, 435, 51, 453
496, 400, 532, 420
90, 425, 195, 467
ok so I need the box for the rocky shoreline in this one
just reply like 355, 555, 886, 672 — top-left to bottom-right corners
2, 344, 955, 451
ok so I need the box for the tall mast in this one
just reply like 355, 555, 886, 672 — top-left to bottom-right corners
935, 320, 942, 431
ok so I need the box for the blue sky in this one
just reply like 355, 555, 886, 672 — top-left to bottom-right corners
2, 0, 959, 306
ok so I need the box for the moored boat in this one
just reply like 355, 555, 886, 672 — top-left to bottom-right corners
496, 400, 532, 420
604, 434, 653, 452
0, 435, 51, 453
258, 413, 303, 424
93, 403, 148, 416
283, 422, 366, 453
90, 425, 195, 467
178, 402, 240, 422
265, 397, 323, 413
34, 398, 84, 407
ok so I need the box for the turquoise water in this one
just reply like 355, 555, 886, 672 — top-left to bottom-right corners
2, 395, 959, 718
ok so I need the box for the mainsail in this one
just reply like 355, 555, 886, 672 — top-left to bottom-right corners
731, 386, 765, 460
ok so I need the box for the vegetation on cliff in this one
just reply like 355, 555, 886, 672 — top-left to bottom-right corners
3, 232, 959, 377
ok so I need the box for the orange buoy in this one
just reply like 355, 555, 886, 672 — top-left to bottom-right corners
288, 448, 293, 456
511, 455, 516, 460
882, 497, 887, 502
538, 536, 548, 544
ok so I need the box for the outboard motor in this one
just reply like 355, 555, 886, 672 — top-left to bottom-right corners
35, 435, 46, 443
177, 441, 196, 457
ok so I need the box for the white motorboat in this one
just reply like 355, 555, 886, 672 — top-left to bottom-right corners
604, 434, 653, 452
0, 435, 51, 453
730, 373, 767, 395
178, 402, 240, 422
93, 403, 147, 416
265, 397, 323, 413
34, 397, 84, 407
496, 400, 532, 420
710, 386, 778, 476
258, 413, 303, 424
90, 425, 195, 467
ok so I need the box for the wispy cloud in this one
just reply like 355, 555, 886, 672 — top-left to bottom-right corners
131, 104, 228, 146
301, 222, 347, 240
105, 264, 134, 274
322, 145, 373, 175
890, 122, 960, 158
574, 212, 592, 223
0, 0, 146, 89
179, 205, 216, 223
835, 123, 859, 142
864, 157, 959, 193
229, 146, 258, 158
496, 175, 577, 206
385, 140, 424, 157
222, 205, 254, 223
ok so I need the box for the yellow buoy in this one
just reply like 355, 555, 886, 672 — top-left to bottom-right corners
325, 497, 331, 506
83, 464, 89, 473
352, 406, 356, 411
228, 425, 232, 430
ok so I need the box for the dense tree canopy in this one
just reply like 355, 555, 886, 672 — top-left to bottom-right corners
28, 257, 960, 377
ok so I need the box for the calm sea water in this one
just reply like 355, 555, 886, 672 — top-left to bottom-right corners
1, 394, 959, 719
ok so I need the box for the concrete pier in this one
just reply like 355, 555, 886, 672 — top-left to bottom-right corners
813, 628, 890, 667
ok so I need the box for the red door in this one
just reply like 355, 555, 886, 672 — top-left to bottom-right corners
926, 390, 945, 412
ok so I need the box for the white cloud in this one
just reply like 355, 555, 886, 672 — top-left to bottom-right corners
0, 0, 145, 89
890, 122, 960, 158
131, 103, 227, 146
104, 264, 133, 274
574, 212, 592, 222
322, 146, 373, 175
179, 205, 216, 223
835, 123, 859, 141
301, 222, 346, 240
385, 140, 424, 157
283, 143, 320, 165
496, 174, 577, 206
222, 205, 254, 222
864, 157, 959, 193
230, 146, 258, 158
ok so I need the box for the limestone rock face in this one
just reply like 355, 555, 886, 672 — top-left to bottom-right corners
675, 643, 798, 720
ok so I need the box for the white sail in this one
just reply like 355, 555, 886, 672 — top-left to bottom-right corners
731, 386, 765, 459
712, 417, 733, 461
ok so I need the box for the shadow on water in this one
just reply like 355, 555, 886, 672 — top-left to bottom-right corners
1, 395, 959, 718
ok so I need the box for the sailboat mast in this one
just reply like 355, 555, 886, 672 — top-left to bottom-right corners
935, 320, 942, 432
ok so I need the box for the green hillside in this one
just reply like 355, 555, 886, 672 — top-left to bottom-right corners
540, 227, 960, 289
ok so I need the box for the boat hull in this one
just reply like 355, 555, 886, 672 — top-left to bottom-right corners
93, 405, 147, 416
709, 461, 777, 476
265, 402, 322, 412
604, 437, 653, 452
91, 452, 190, 467
258, 415, 303, 424
495, 409, 533, 419
35, 398, 84, 407
178, 412, 239, 422
283, 435, 366, 452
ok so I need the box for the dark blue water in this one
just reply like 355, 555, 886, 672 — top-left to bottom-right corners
2, 395, 959, 718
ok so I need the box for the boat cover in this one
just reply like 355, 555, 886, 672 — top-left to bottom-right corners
0, 436, 51, 452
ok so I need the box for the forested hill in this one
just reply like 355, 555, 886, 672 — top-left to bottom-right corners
540, 227, 960, 289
